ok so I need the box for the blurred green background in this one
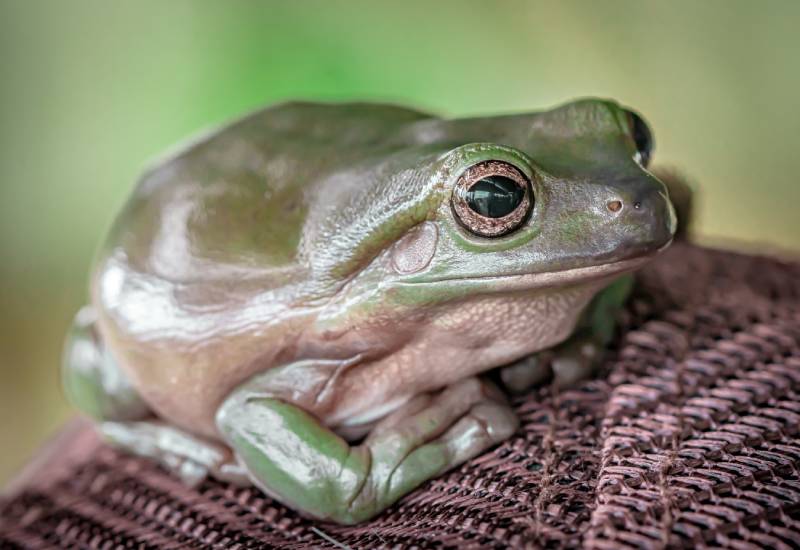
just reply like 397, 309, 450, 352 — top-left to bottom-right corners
1, 0, 798, 485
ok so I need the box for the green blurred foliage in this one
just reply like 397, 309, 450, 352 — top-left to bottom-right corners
1, 0, 798, 484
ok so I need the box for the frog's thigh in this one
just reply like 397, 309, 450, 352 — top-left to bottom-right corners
62, 306, 149, 422
216, 376, 518, 524
100, 420, 249, 487
63, 307, 247, 485
501, 274, 634, 393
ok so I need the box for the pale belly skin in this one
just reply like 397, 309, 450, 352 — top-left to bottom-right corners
325, 282, 604, 432
62, 99, 679, 524
94, 254, 606, 440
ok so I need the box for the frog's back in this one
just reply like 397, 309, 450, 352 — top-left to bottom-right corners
100, 102, 433, 284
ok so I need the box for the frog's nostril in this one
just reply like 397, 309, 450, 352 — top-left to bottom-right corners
607, 200, 622, 212
633, 201, 642, 210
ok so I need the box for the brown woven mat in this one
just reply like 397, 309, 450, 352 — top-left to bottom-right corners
2, 242, 800, 549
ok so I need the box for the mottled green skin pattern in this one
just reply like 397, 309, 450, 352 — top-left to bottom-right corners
63, 99, 676, 524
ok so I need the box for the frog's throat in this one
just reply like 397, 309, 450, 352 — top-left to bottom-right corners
399, 242, 670, 292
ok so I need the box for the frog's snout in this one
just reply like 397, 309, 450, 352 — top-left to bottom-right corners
607, 184, 677, 255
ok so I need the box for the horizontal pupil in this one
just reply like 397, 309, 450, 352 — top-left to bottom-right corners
466, 176, 524, 218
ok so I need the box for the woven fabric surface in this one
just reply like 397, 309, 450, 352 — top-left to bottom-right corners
2, 242, 800, 549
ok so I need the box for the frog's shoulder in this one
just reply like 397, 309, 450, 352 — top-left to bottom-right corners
97, 101, 435, 287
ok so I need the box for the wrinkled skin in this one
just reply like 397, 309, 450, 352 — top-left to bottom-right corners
63, 99, 676, 524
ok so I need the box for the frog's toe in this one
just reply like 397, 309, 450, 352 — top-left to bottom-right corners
550, 337, 601, 389
499, 353, 553, 394
166, 454, 209, 487
444, 401, 519, 465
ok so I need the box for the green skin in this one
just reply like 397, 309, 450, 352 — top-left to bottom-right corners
62, 99, 676, 524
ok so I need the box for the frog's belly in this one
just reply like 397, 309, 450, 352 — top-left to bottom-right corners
324, 284, 601, 432
103, 275, 601, 442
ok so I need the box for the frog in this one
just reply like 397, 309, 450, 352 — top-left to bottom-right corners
62, 98, 677, 525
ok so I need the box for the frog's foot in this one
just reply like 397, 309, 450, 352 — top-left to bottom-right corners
100, 420, 249, 487
500, 331, 602, 394
216, 376, 518, 524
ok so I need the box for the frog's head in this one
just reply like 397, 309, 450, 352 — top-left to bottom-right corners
305, 98, 675, 306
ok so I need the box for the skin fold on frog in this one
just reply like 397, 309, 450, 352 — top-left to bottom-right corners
62, 98, 677, 524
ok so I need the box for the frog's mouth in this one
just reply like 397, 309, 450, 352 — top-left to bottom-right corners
399, 242, 669, 292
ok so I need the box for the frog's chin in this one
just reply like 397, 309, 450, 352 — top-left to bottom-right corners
402, 243, 669, 293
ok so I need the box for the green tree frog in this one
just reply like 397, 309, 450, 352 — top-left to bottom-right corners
62, 99, 676, 524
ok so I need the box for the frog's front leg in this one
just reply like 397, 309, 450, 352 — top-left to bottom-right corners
501, 274, 634, 393
216, 376, 518, 524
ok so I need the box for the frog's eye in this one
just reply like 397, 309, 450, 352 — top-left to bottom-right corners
451, 160, 533, 238
627, 110, 653, 168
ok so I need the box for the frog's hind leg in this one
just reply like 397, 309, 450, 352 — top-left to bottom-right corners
500, 274, 634, 392
62, 306, 150, 422
62, 306, 248, 486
